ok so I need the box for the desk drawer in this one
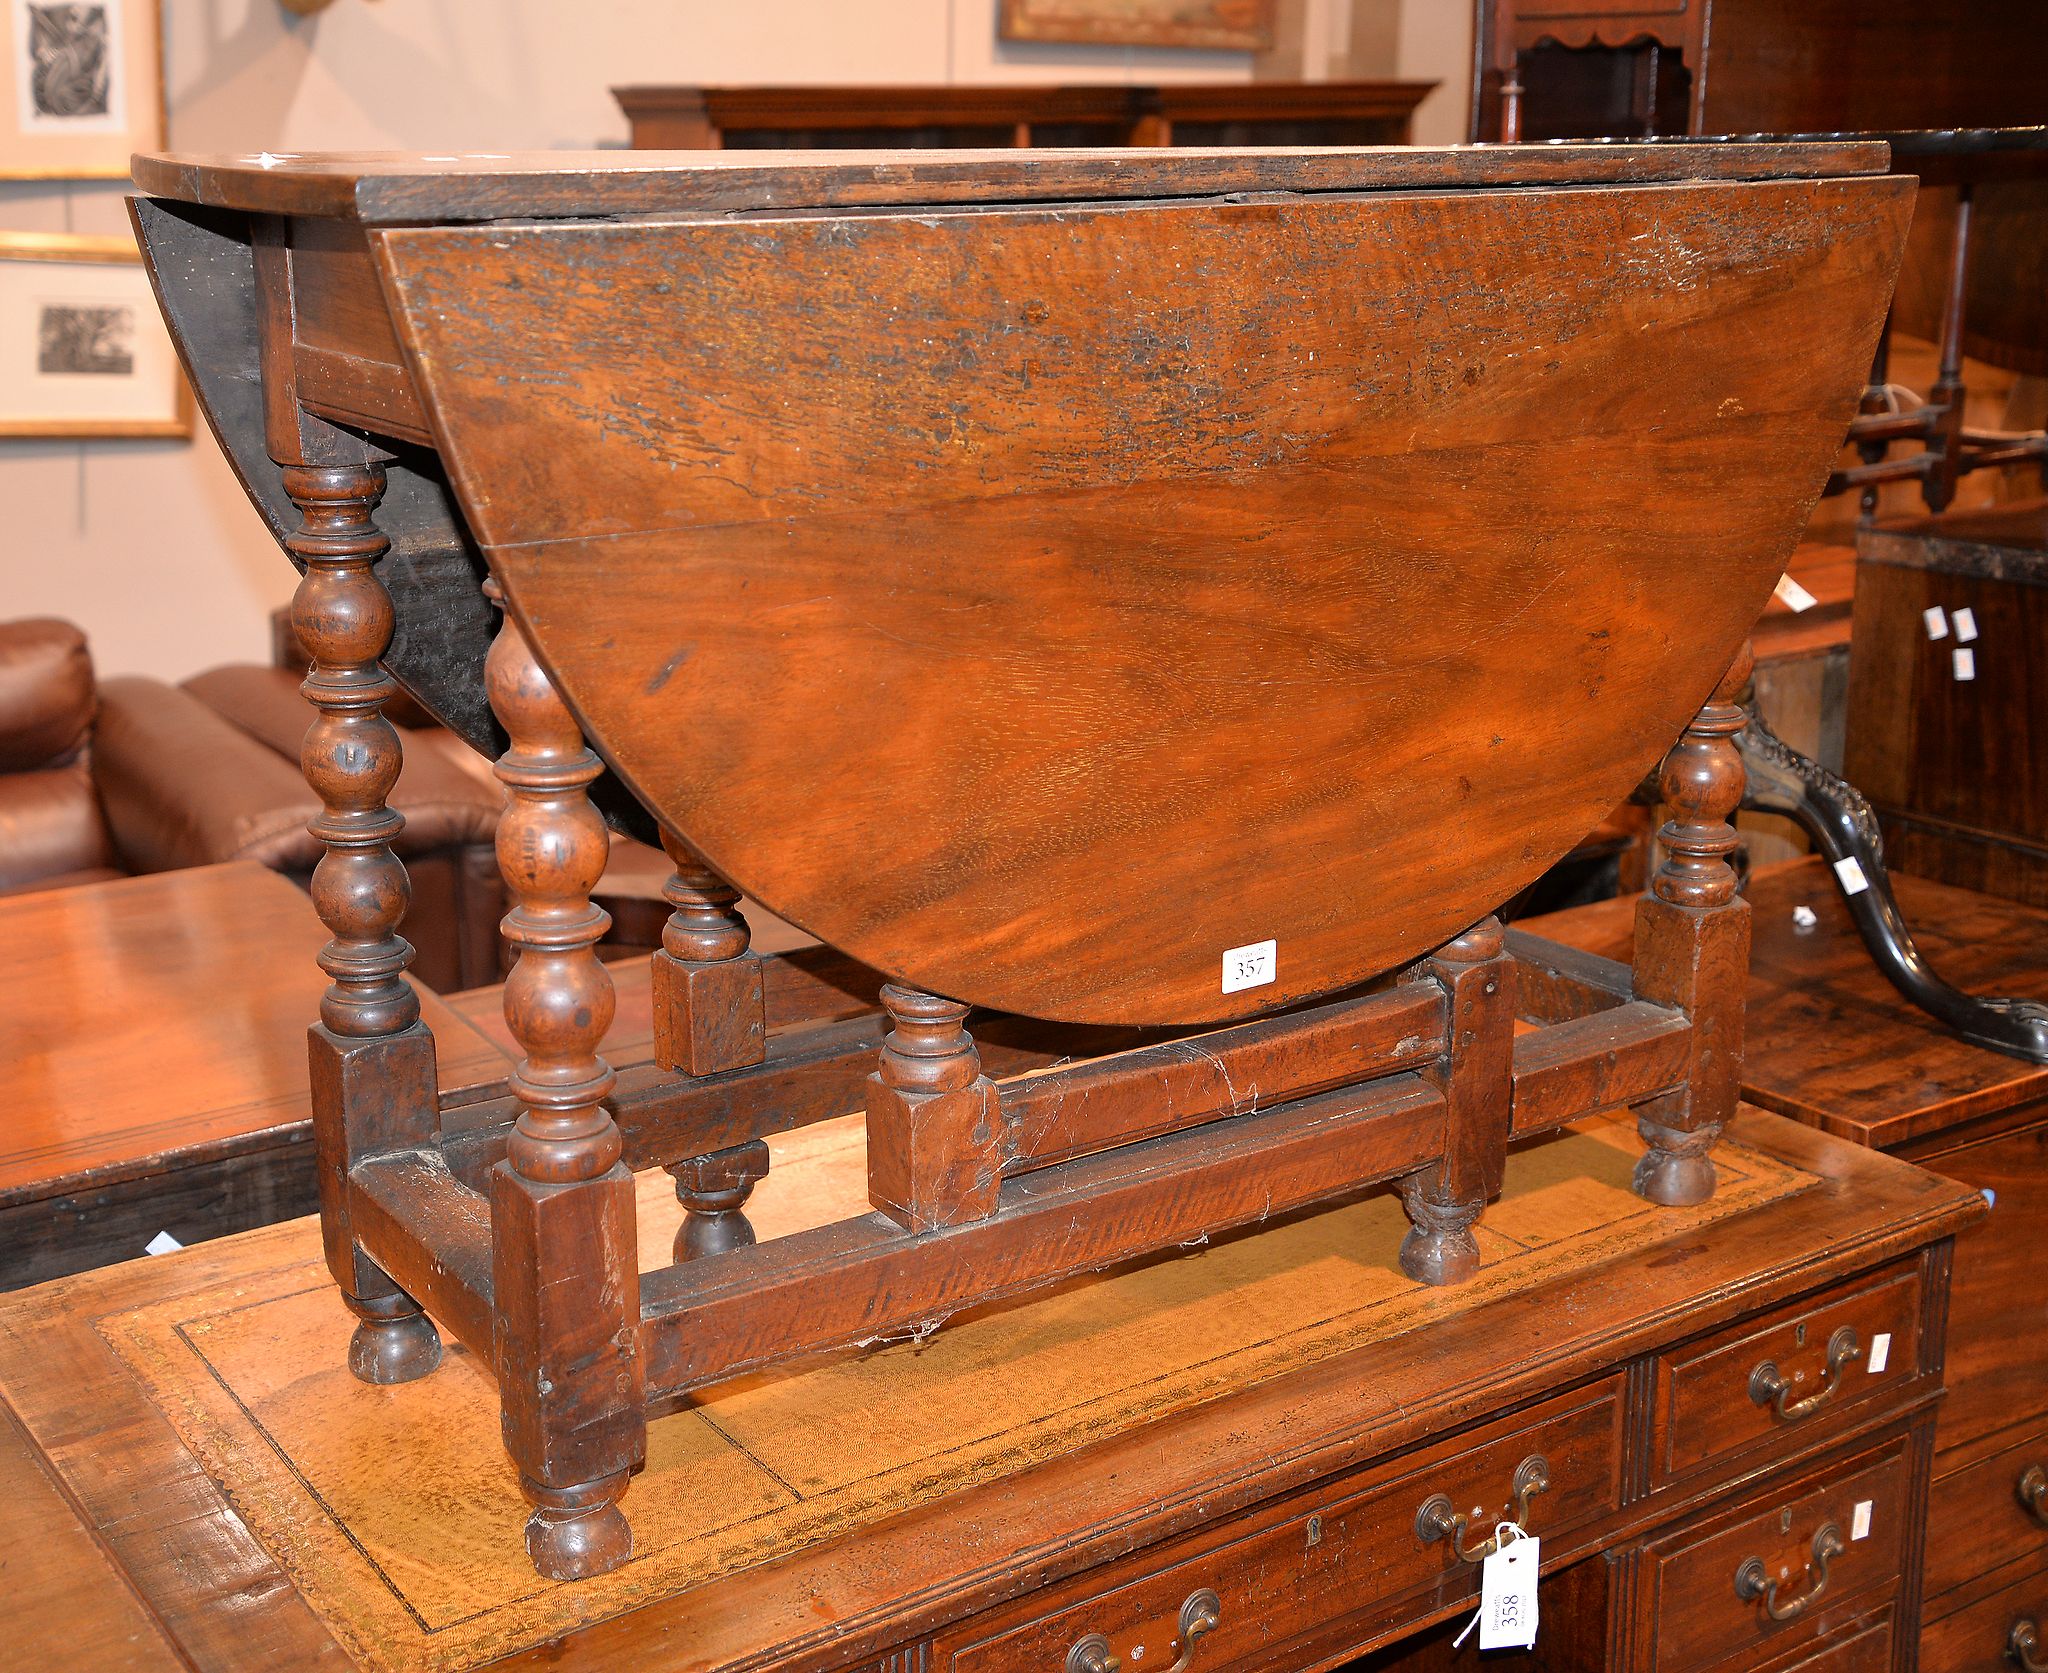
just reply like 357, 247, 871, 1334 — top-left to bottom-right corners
1926, 1425, 2048, 1608
1635, 1437, 1911, 1673
1650, 1265, 1923, 1485
941, 1378, 1625, 1673
1920, 1560, 2048, 1673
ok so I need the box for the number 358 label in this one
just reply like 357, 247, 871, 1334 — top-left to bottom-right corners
1221, 939, 1277, 995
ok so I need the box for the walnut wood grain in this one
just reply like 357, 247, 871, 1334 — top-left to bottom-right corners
369, 174, 1907, 1024
131, 142, 1893, 224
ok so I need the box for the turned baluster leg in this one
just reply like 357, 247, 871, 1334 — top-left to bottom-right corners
667, 1140, 771, 1262
486, 584, 644, 1582
1399, 916, 1515, 1287
867, 984, 1001, 1233
1633, 645, 1752, 1207
651, 830, 766, 1076
291, 461, 442, 1386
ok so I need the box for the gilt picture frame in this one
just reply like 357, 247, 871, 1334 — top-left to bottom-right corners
0, 230, 189, 437
2, 0, 164, 178
998, 0, 1278, 52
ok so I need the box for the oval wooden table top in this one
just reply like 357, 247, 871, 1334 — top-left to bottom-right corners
134, 145, 1913, 1024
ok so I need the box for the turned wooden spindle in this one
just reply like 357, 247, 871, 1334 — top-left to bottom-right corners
289, 460, 441, 1386
1399, 915, 1515, 1286
486, 582, 644, 1582
667, 1140, 772, 1262
866, 982, 1001, 1232
651, 828, 766, 1077
1632, 643, 1753, 1206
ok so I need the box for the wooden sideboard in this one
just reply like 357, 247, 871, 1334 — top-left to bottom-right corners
0, 1106, 1982, 1670
1471, 0, 2048, 143
1525, 857, 2048, 1668
614, 81, 1433, 151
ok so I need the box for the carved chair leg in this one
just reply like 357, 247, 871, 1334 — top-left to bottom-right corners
651, 830, 766, 1076
486, 583, 644, 1582
667, 1140, 771, 1262
1632, 646, 1752, 1207
289, 460, 441, 1385
1399, 917, 1515, 1287
866, 984, 1001, 1233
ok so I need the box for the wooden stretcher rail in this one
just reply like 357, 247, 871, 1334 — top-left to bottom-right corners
350, 1149, 495, 1358
637, 1073, 1446, 1400
999, 982, 1447, 1174
1508, 1001, 1692, 1136
1505, 928, 1638, 1024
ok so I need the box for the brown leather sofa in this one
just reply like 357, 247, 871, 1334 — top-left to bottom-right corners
0, 618, 504, 991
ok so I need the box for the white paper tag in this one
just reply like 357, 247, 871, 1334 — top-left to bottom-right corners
1478, 1532, 1540, 1650
1774, 573, 1818, 612
1868, 1331, 1891, 1373
144, 1230, 183, 1256
1221, 939, 1277, 995
1792, 905, 1819, 930
1851, 1499, 1873, 1541
1953, 646, 1976, 681
1924, 606, 1950, 640
1954, 607, 1979, 643
1833, 856, 1870, 896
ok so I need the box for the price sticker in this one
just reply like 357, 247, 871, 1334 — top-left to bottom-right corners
1868, 1332, 1891, 1374
144, 1230, 182, 1256
1774, 574, 1818, 612
1833, 856, 1870, 896
1851, 1499, 1874, 1541
1221, 939, 1276, 995
1924, 606, 1950, 640
1954, 607, 1979, 643
1954, 646, 1976, 682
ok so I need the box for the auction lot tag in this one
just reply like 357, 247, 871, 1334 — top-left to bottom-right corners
1454, 1526, 1540, 1651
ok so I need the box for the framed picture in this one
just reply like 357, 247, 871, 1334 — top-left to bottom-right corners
2, 0, 163, 178
999, 0, 1278, 52
0, 230, 189, 437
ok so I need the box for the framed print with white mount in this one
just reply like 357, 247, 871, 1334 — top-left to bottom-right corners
3, 0, 163, 178
0, 230, 188, 437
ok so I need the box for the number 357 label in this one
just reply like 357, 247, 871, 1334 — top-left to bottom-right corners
1221, 939, 1277, 995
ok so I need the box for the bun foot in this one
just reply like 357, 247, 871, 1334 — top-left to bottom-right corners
1397, 1179, 1482, 1286
524, 1475, 633, 1581
1633, 1117, 1721, 1207
345, 1304, 441, 1385
1398, 1224, 1481, 1286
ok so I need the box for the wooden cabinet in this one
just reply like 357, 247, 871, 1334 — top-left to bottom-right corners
614, 82, 1433, 153
1525, 858, 2048, 1666
1844, 503, 2048, 911
0, 1107, 1981, 1670
1471, 0, 2048, 143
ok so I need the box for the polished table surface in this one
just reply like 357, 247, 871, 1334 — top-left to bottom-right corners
0, 864, 509, 1276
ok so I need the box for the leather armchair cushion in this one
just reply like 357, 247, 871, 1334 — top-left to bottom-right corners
92, 676, 325, 873
0, 618, 95, 773
0, 761, 119, 891
180, 665, 500, 852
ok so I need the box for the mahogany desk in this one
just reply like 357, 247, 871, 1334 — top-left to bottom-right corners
1525, 857, 2048, 1667
0, 1108, 1981, 1672
0, 864, 509, 1288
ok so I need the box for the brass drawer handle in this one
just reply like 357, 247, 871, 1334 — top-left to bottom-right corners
1734, 1522, 1845, 1623
1065, 1589, 1221, 1673
1749, 1325, 1862, 1420
2012, 1618, 2048, 1671
2019, 1465, 2048, 1528
1415, 1453, 1551, 1565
